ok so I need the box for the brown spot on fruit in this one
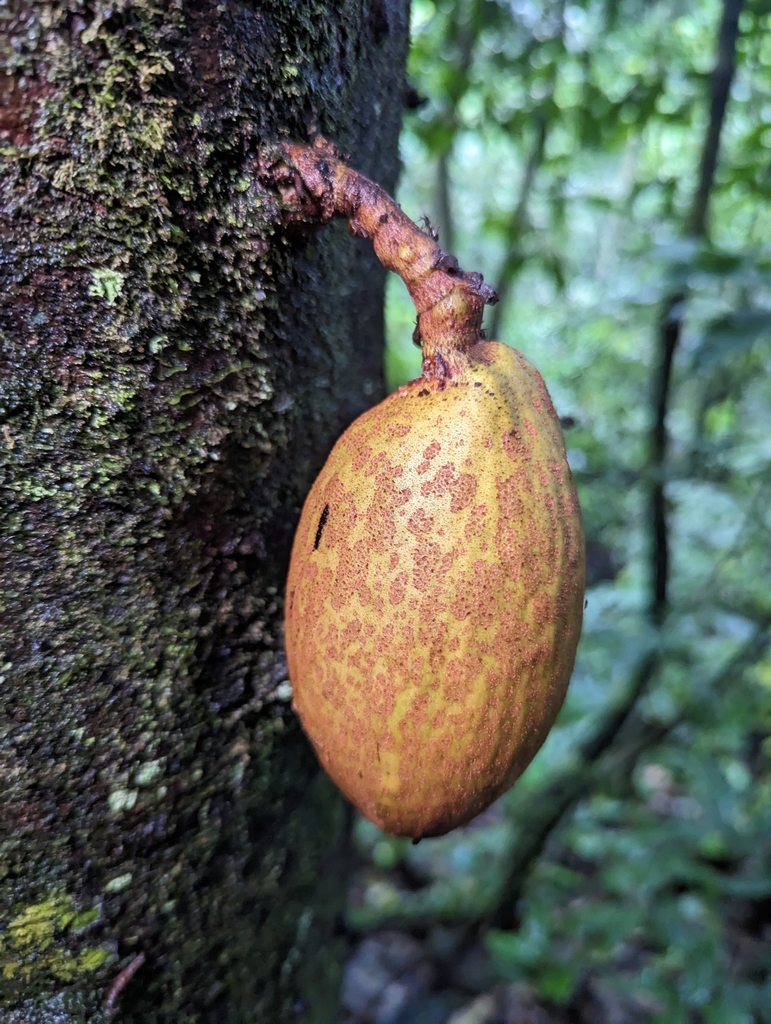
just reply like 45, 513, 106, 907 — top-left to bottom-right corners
389, 572, 408, 606
497, 476, 524, 520
407, 508, 434, 535
416, 442, 442, 477
502, 428, 530, 463
450, 473, 476, 512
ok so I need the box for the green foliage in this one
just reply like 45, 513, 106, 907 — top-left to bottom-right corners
367, 0, 771, 1017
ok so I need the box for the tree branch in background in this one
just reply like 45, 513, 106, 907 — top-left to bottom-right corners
650, 290, 686, 623
489, 112, 548, 340
688, 0, 745, 238
649, 0, 745, 625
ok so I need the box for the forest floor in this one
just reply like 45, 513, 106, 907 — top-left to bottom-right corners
338, 803, 586, 1024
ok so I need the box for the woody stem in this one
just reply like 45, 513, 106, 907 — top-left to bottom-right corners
276, 139, 497, 377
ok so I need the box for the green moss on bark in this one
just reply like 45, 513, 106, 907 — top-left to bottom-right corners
0, 0, 409, 1019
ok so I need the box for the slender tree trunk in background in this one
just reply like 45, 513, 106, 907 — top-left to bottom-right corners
648, 0, 744, 624
0, 2, 408, 1021
435, 148, 455, 257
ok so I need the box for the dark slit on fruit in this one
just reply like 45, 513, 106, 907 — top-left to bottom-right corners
314, 504, 330, 550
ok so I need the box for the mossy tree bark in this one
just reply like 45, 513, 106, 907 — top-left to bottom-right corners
0, 2, 409, 1021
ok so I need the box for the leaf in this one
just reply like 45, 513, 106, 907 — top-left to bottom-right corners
487, 919, 547, 973
536, 962, 580, 1004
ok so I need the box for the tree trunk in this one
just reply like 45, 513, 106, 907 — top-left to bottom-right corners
0, 2, 409, 1021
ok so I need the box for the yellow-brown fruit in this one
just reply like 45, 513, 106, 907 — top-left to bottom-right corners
273, 138, 584, 838
285, 341, 585, 839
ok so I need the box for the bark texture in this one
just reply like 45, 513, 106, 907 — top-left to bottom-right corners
0, 1, 409, 1020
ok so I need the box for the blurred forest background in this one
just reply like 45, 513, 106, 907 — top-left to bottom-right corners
340, 1, 771, 1022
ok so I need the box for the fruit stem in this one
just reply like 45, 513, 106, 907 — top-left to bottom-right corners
275, 138, 498, 379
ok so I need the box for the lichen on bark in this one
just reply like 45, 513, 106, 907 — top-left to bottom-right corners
0, 1, 409, 1020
